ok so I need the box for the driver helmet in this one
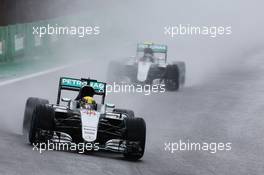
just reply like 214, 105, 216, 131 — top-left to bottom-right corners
142, 48, 154, 62
81, 96, 96, 109
143, 48, 154, 57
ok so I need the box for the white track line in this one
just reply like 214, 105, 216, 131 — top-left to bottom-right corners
0, 62, 82, 87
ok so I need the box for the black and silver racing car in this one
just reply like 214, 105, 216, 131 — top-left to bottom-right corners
22, 77, 146, 160
107, 42, 186, 91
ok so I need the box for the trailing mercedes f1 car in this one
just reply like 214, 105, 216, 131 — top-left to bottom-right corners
22, 77, 146, 160
107, 42, 186, 91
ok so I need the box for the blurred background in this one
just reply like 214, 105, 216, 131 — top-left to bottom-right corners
0, 0, 263, 85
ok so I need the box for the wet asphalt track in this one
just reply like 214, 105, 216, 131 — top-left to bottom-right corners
0, 54, 264, 175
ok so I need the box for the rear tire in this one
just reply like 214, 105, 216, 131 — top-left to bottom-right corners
23, 97, 49, 143
28, 104, 55, 144
123, 118, 146, 160
176, 61, 186, 85
164, 64, 179, 91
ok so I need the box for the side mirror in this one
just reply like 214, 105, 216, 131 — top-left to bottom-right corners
106, 103, 115, 109
61, 98, 71, 103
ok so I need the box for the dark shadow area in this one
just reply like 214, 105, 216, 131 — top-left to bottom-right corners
0, 0, 93, 25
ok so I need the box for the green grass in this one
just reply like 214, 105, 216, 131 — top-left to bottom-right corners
0, 53, 72, 81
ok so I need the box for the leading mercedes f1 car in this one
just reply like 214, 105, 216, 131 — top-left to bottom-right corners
107, 42, 186, 91
22, 77, 146, 160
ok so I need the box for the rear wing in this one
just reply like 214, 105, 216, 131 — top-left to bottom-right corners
137, 43, 167, 53
136, 42, 168, 60
57, 77, 106, 105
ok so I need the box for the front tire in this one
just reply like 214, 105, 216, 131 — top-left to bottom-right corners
28, 104, 55, 144
23, 97, 49, 143
123, 118, 146, 160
